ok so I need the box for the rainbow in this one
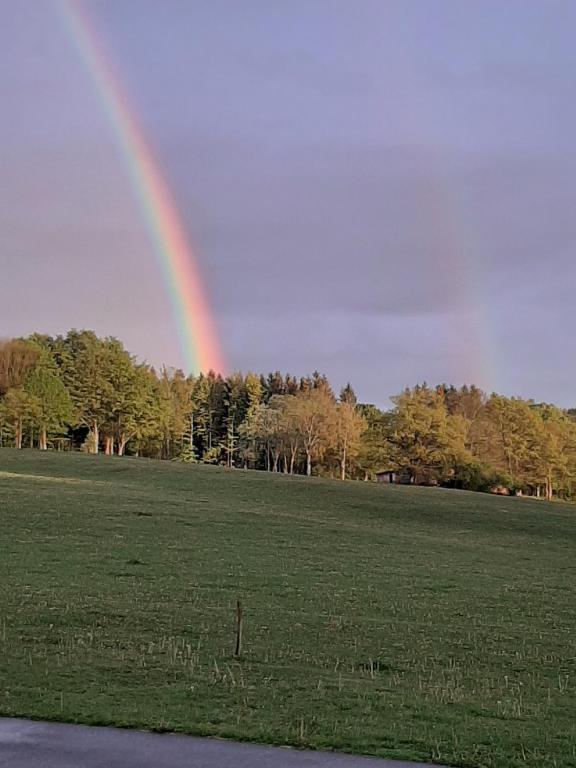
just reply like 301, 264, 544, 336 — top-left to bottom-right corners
422, 150, 495, 392
385, 75, 496, 390
59, 0, 225, 374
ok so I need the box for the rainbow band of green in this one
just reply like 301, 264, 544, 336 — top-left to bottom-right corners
59, 0, 225, 374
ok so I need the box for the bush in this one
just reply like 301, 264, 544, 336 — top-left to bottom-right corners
446, 460, 508, 493
172, 444, 198, 464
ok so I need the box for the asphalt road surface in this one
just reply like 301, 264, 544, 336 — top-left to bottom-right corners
0, 718, 445, 768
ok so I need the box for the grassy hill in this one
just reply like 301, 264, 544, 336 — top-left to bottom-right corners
0, 449, 575, 767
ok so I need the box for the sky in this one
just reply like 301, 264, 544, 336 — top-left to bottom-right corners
1, 0, 575, 408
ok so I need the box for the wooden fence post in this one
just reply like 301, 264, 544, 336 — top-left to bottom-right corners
234, 599, 243, 658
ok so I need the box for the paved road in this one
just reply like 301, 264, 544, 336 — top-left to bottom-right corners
0, 718, 444, 768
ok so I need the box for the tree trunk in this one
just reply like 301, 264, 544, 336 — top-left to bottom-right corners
40, 427, 47, 451
93, 422, 99, 454
340, 445, 347, 481
228, 427, 234, 468
289, 448, 296, 475
104, 436, 114, 455
282, 455, 288, 474
15, 419, 22, 450
306, 450, 312, 477
272, 452, 279, 472
118, 436, 128, 456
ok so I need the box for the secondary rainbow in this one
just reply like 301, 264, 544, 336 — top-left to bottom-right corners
59, 0, 225, 374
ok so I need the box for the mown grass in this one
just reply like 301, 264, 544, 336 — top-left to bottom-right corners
0, 449, 575, 767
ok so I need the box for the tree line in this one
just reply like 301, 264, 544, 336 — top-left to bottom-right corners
1, 330, 575, 499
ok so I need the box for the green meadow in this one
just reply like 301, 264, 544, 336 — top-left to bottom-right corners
0, 449, 575, 767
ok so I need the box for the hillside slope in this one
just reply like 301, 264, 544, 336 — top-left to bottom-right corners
0, 450, 575, 767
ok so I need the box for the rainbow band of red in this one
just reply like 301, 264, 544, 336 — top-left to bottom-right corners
60, 0, 225, 374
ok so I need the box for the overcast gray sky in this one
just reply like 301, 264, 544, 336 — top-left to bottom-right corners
1, 1, 575, 406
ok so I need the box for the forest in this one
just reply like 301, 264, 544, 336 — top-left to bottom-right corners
1, 329, 574, 500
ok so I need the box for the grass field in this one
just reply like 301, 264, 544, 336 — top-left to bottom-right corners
0, 449, 575, 767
